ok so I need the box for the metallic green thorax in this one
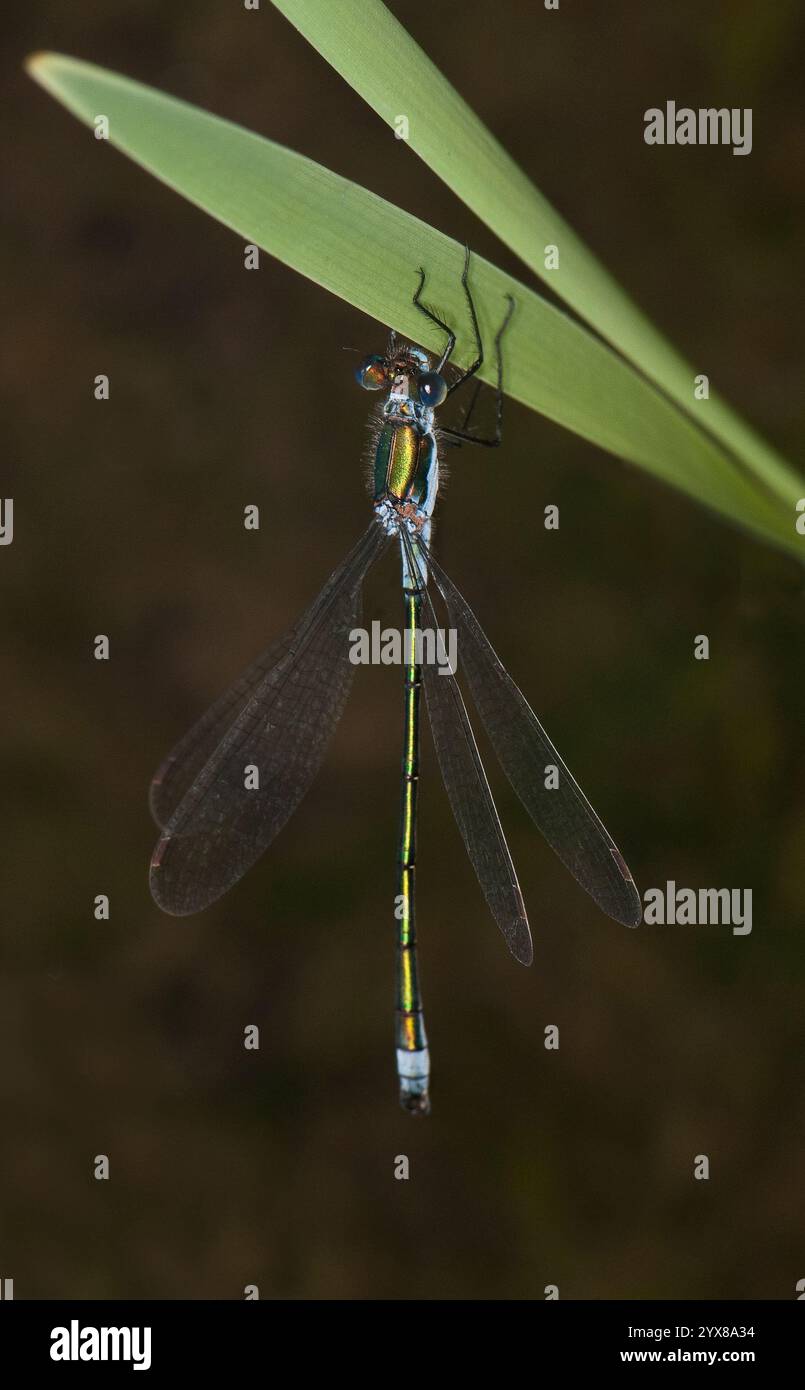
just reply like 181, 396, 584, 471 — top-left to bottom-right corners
395, 585, 430, 1114
374, 423, 438, 510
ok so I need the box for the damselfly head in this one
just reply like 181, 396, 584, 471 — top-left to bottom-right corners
356, 346, 447, 409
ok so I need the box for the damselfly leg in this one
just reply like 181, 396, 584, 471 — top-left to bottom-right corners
413, 244, 515, 448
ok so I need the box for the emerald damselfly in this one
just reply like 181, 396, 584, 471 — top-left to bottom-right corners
149, 249, 641, 1115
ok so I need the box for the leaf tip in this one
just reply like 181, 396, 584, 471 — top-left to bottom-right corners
24, 50, 55, 79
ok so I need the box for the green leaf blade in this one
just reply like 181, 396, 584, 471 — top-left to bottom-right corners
26, 51, 803, 559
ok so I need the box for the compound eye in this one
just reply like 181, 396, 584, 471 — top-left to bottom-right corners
417, 371, 448, 407
356, 354, 388, 390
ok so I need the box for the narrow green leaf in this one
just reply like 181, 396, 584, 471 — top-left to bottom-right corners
271, 0, 803, 520
26, 52, 802, 558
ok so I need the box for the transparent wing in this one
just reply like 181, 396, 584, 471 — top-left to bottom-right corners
401, 528, 532, 965
151, 621, 302, 832
150, 521, 390, 915
421, 539, 641, 927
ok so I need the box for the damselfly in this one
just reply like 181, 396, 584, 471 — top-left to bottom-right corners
149, 249, 641, 1115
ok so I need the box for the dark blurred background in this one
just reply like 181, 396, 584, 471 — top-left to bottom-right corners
2, 0, 804, 1300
